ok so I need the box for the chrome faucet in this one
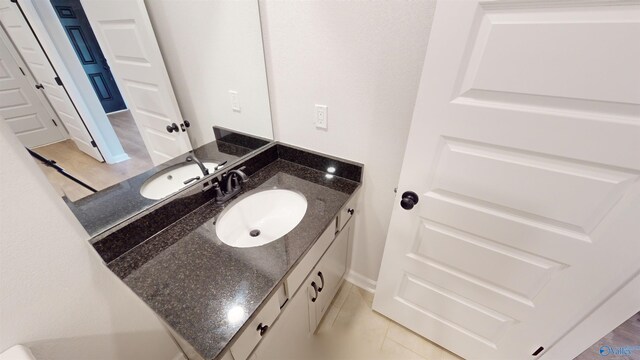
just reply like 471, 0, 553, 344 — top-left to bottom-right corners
186, 155, 209, 176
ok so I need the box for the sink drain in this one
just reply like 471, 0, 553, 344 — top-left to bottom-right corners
249, 229, 261, 237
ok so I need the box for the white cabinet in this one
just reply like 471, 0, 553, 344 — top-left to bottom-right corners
252, 272, 314, 360
230, 285, 283, 360
285, 223, 336, 296
253, 218, 354, 360
307, 220, 350, 332
337, 194, 357, 232
229, 190, 358, 360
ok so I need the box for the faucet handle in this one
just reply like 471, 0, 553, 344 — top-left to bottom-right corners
230, 174, 240, 191
212, 181, 224, 198
214, 160, 228, 170
234, 166, 249, 182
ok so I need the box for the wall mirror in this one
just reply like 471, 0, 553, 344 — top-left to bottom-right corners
0, 0, 273, 236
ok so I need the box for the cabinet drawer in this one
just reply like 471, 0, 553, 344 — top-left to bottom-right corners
337, 191, 358, 232
230, 285, 283, 360
253, 272, 313, 360
285, 222, 336, 296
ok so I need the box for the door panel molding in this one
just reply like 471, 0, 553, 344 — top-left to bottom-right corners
0, 0, 103, 160
52, 0, 126, 113
373, 1, 640, 358
0, 25, 65, 147
82, 0, 192, 165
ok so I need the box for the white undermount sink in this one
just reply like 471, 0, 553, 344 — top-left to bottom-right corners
140, 162, 220, 200
215, 189, 308, 248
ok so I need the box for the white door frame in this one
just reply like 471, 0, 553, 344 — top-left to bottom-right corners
2, 0, 129, 163
1, 0, 103, 160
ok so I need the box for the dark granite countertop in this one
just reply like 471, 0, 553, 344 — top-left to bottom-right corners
106, 158, 361, 360
66, 139, 263, 237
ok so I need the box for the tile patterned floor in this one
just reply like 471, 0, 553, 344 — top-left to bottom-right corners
312, 281, 464, 360
321, 283, 640, 360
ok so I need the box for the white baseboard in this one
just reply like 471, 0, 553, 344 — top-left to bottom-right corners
105, 152, 130, 164
345, 270, 377, 294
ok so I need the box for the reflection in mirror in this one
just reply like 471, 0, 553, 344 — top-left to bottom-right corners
0, 0, 272, 236
146, 0, 273, 147
65, 128, 270, 236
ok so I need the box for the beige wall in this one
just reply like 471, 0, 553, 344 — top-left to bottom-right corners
261, 0, 437, 285
147, 0, 273, 146
0, 118, 181, 360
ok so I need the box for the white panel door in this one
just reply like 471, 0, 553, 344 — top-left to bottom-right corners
0, 28, 64, 147
81, 0, 192, 165
373, 1, 640, 359
0, 0, 103, 161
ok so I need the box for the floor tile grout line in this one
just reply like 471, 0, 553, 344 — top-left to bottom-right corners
385, 317, 463, 360
384, 336, 430, 360
352, 282, 392, 352
330, 282, 353, 328
380, 319, 392, 351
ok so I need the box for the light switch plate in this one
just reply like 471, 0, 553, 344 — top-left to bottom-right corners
315, 105, 328, 129
229, 90, 241, 112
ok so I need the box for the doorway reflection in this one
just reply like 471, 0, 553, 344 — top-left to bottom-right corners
34, 110, 153, 201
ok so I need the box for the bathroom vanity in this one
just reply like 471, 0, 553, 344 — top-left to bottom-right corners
90, 143, 362, 360
246, 199, 356, 360
221, 189, 357, 360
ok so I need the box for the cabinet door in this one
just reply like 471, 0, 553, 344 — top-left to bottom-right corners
255, 220, 354, 359
311, 219, 351, 332
254, 279, 313, 360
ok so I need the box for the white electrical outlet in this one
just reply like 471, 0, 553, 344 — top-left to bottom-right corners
229, 90, 241, 112
315, 105, 328, 129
